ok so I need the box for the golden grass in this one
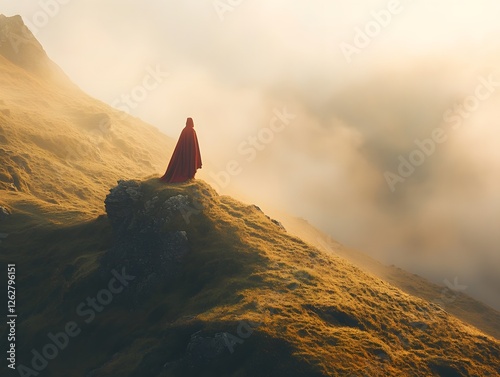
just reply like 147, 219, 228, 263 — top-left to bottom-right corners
139, 179, 500, 376
0, 54, 174, 225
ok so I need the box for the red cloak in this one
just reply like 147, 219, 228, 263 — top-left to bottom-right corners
160, 118, 202, 183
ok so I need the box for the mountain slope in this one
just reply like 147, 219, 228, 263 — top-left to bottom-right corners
1, 179, 498, 377
272, 212, 500, 340
0, 13, 499, 377
0, 14, 174, 226
0, 14, 73, 88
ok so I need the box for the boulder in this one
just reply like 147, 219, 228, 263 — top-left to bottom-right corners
101, 180, 190, 306
0, 205, 10, 220
185, 331, 229, 366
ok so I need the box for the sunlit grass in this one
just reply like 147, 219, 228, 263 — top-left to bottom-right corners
1, 179, 499, 376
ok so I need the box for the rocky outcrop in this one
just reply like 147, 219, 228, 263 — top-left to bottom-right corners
185, 331, 229, 366
252, 204, 286, 231
101, 180, 190, 306
0, 205, 10, 221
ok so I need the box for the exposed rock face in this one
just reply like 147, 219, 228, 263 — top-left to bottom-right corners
252, 204, 286, 231
185, 331, 229, 366
0, 205, 10, 220
101, 180, 190, 306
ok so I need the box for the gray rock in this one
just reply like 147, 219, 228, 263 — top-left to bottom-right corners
163, 194, 189, 211
271, 218, 285, 230
104, 180, 142, 227
101, 180, 190, 307
410, 321, 428, 330
185, 332, 228, 366
0, 206, 10, 220
251, 204, 286, 231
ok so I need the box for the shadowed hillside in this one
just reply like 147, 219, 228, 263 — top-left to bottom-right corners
1, 179, 499, 377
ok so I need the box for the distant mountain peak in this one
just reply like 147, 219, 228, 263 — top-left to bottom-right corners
0, 13, 71, 85
0, 14, 25, 28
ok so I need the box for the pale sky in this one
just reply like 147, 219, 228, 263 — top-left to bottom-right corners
2, 0, 500, 309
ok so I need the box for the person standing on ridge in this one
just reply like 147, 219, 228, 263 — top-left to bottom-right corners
160, 117, 202, 183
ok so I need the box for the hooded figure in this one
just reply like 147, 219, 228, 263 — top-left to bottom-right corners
160, 117, 202, 183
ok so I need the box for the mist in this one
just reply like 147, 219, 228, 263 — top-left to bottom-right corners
2, 0, 499, 309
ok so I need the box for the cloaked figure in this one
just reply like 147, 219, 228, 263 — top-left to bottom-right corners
160, 117, 202, 183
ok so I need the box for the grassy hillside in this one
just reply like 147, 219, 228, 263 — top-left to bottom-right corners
1, 179, 498, 377
273, 212, 500, 340
0, 14, 174, 225
0, 13, 499, 377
